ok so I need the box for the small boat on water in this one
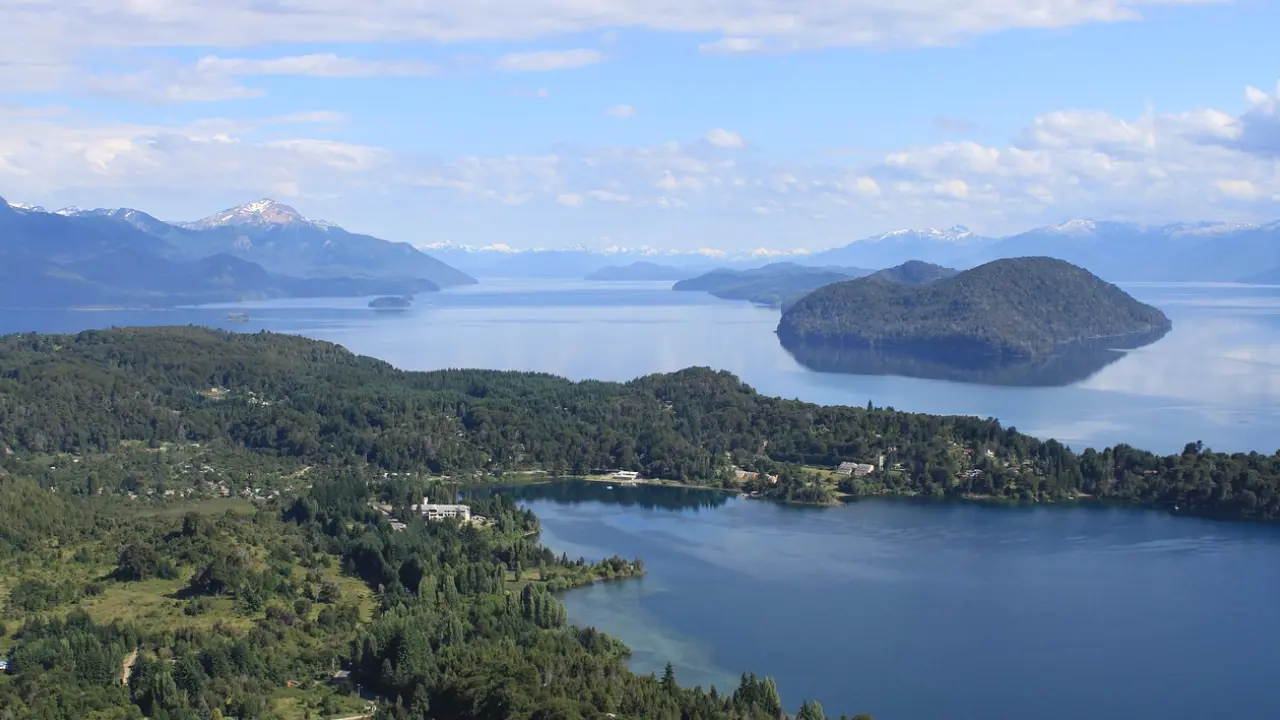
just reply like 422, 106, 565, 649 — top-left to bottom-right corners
226, 312, 250, 323
605, 485, 614, 490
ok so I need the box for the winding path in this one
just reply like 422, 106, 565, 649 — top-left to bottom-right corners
120, 648, 139, 685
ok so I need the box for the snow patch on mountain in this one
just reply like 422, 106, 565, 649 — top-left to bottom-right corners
873, 225, 974, 242
180, 199, 328, 230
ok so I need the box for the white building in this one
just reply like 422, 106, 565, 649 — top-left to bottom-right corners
412, 497, 471, 522
612, 471, 640, 481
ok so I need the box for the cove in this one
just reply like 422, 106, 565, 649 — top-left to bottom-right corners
499, 481, 1280, 720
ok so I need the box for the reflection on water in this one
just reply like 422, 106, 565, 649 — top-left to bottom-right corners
518, 481, 1280, 720
479, 481, 733, 512
779, 330, 1170, 387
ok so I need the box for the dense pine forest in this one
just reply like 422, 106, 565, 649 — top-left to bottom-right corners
1, 325, 1279, 719
778, 257, 1172, 356
1, 326, 1276, 519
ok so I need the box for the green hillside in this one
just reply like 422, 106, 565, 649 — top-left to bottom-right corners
778, 257, 1171, 356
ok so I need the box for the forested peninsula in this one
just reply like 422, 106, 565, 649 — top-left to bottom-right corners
777, 257, 1172, 356
0, 327, 875, 719
1, 326, 1278, 719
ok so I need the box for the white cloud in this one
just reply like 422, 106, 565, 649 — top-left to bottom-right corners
705, 128, 745, 148
699, 37, 767, 54
605, 104, 637, 117
84, 54, 436, 103
587, 189, 631, 202
194, 54, 438, 77
934, 179, 970, 199
262, 111, 347, 125
494, 49, 604, 72
853, 176, 881, 197
0, 0, 1228, 81
84, 70, 264, 103
4, 80, 1280, 246
1214, 179, 1257, 199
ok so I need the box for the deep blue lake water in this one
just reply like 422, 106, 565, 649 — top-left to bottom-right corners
504, 481, 1280, 720
4, 279, 1278, 454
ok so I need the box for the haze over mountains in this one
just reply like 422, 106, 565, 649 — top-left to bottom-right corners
0, 198, 475, 308
419, 219, 1280, 283
6, 191, 1280, 309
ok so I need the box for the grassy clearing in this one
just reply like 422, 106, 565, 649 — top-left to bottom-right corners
269, 688, 370, 720
126, 496, 258, 518
79, 575, 256, 634
325, 566, 376, 623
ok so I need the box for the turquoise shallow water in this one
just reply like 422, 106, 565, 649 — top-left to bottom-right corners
499, 481, 1280, 720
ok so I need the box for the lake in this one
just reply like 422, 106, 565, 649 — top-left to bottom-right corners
3, 279, 1278, 455
500, 480, 1280, 720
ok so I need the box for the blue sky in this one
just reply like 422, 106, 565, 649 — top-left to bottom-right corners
1, 0, 1278, 252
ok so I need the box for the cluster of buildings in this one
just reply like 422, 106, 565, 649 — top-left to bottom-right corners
733, 469, 780, 484
836, 462, 877, 477
373, 497, 483, 531
411, 497, 473, 522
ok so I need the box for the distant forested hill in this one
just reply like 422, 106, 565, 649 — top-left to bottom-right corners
866, 260, 957, 285
0, 326, 1275, 520
673, 262, 871, 307
778, 257, 1171, 356
586, 261, 692, 281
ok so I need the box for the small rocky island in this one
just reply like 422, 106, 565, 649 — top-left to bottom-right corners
368, 295, 413, 310
777, 257, 1172, 357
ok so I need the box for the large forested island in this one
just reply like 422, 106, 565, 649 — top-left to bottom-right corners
777, 257, 1172, 356
1, 326, 1278, 719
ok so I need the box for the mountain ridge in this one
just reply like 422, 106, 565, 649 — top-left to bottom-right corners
8, 196, 1279, 282
5, 197, 476, 290
0, 197, 464, 308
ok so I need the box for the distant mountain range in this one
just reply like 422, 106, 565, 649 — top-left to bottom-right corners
0, 198, 475, 309
970, 220, 1280, 282
422, 242, 808, 279
804, 226, 987, 269
420, 219, 1280, 283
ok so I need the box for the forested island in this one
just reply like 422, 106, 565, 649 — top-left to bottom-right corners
368, 295, 413, 309
864, 260, 957, 285
585, 262, 691, 281
673, 262, 870, 307
777, 257, 1172, 356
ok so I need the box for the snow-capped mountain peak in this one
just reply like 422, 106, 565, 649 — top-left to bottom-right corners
182, 199, 319, 230
873, 225, 973, 242
1043, 219, 1102, 236
2, 197, 46, 211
